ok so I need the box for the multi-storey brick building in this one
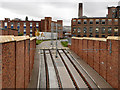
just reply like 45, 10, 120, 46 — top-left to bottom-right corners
0, 17, 63, 38
71, 3, 120, 38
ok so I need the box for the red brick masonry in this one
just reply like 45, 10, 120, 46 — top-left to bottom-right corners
70, 36, 120, 89
0, 36, 36, 89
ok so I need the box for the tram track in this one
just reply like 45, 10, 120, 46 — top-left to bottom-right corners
49, 49, 63, 89
62, 49, 100, 89
39, 49, 101, 89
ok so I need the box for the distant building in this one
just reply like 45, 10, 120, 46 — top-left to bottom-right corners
63, 26, 71, 37
71, 2, 120, 38
0, 17, 63, 38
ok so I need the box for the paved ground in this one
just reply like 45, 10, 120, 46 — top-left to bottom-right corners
28, 40, 112, 89
37, 40, 68, 49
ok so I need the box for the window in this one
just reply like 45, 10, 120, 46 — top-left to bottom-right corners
78, 27, 81, 33
108, 27, 112, 34
36, 23, 39, 25
96, 27, 99, 33
30, 28, 32, 33
112, 14, 115, 18
11, 22, 13, 29
108, 19, 112, 22
112, 9, 115, 13
24, 28, 26, 35
17, 23, 20, 28
24, 28, 26, 32
101, 27, 105, 34
73, 19, 76, 22
89, 27, 93, 33
4, 22, 7, 28
114, 27, 118, 35
58, 24, 61, 27
24, 22, 26, 26
78, 20, 81, 24
114, 19, 118, 22
30, 33, 32, 37
84, 20, 87, 24
17, 23, 20, 26
36, 23, 39, 28
73, 27, 76, 33
102, 19, 105, 24
89, 20, 93, 24
96, 20, 99, 24
0, 22, 1, 28
83, 27, 87, 33
18, 28, 20, 34
30, 22, 32, 26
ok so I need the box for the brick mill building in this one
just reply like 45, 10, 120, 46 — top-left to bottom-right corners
71, 3, 120, 38
0, 17, 63, 38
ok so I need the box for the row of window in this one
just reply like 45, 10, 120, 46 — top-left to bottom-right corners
73, 27, 118, 34
73, 19, 118, 25
24, 28, 33, 37
4, 22, 39, 27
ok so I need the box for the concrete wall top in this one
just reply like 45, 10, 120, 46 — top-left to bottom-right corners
14, 36, 30, 42
0, 36, 15, 43
72, 37, 83, 39
30, 37, 36, 41
107, 36, 120, 40
72, 37, 107, 41
87, 38, 107, 42
0, 36, 31, 43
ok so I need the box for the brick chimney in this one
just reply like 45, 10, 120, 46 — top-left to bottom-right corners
78, 3, 83, 18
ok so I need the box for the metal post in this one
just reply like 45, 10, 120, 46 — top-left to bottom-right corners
55, 23, 58, 58
51, 23, 53, 49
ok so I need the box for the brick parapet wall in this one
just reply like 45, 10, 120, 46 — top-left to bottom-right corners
0, 29, 18, 36
0, 36, 36, 89
70, 36, 120, 89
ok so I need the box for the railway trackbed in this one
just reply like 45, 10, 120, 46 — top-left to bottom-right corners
37, 49, 101, 89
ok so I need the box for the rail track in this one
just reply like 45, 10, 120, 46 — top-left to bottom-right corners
38, 49, 100, 89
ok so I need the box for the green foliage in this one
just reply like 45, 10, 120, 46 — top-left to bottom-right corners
61, 41, 68, 47
36, 40, 43, 45
18, 33, 23, 36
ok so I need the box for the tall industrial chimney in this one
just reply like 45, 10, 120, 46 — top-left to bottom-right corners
78, 3, 83, 18
118, 1, 120, 6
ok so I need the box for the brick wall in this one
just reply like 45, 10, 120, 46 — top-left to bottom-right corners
0, 29, 18, 36
107, 37, 120, 88
0, 36, 36, 89
16, 41, 25, 88
0, 44, 2, 90
82, 39, 88, 63
99, 40, 107, 80
2, 42, 16, 88
30, 38, 35, 79
70, 36, 120, 89
93, 40, 100, 73
24, 39, 30, 88
8, 29, 18, 36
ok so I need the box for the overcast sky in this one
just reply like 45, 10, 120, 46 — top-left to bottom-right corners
0, 0, 120, 26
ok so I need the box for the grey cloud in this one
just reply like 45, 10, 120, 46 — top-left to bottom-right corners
0, 0, 119, 26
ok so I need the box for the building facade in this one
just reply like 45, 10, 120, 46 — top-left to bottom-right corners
72, 3, 120, 38
0, 17, 63, 37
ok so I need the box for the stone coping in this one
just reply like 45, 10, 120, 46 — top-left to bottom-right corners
72, 37, 107, 41
30, 37, 36, 41
0, 36, 15, 43
107, 36, 120, 40
14, 36, 30, 42
0, 35, 35, 43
